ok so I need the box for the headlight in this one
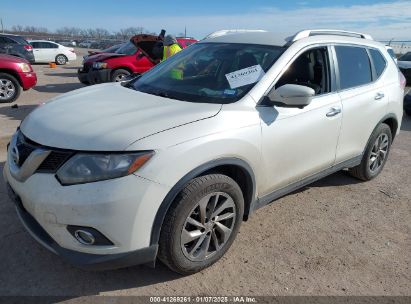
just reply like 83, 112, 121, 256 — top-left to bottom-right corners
17, 63, 31, 73
56, 151, 154, 185
93, 62, 108, 69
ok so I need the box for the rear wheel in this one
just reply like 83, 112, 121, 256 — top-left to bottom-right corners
0, 73, 21, 103
349, 123, 392, 181
55, 54, 67, 65
158, 174, 244, 274
111, 69, 130, 82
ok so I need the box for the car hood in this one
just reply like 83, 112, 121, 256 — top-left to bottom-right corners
84, 52, 125, 63
398, 60, 411, 69
20, 83, 222, 151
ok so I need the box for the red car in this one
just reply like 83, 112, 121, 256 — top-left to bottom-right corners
0, 54, 37, 103
78, 34, 197, 85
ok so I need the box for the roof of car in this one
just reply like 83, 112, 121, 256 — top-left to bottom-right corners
201, 29, 384, 49
0, 33, 22, 37
28, 40, 57, 43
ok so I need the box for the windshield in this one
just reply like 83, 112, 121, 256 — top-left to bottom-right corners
131, 43, 284, 103
399, 52, 411, 61
116, 41, 137, 55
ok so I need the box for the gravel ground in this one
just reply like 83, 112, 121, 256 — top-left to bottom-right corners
0, 50, 410, 299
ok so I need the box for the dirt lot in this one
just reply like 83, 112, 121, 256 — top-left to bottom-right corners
0, 49, 410, 300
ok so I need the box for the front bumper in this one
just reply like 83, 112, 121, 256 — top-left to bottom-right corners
18, 72, 37, 90
6, 182, 157, 270
77, 68, 112, 85
3, 154, 170, 269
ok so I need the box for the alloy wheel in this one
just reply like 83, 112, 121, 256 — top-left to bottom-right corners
368, 133, 389, 173
0, 79, 15, 101
181, 192, 236, 262
115, 74, 127, 82
56, 55, 66, 64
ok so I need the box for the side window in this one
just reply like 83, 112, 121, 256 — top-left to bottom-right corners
0, 37, 16, 44
369, 49, 387, 79
42, 42, 55, 49
275, 47, 331, 95
335, 46, 372, 90
386, 49, 396, 60
31, 42, 41, 48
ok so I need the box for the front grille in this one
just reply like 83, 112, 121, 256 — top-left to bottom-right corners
16, 132, 73, 173
82, 62, 92, 73
37, 151, 73, 172
15, 132, 38, 166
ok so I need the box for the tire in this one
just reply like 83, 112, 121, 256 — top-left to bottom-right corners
349, 123, 392, 181
158, 174, 244, 274
55, 54, 67, 65
0, 73, 21, 103
111, 69, 130, 82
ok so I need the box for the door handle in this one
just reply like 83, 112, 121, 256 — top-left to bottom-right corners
326, 107, 341, 117
375, 92, 385, 100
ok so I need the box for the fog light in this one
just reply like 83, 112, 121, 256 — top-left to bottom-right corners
67, 225, 114, 246
74, 230, 95, 245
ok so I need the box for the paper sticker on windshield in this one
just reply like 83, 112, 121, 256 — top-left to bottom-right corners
225, 65, 265, 89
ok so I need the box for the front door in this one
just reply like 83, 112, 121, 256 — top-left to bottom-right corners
259, 46, 342, 196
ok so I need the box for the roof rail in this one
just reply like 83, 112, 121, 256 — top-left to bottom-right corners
287, 29, 373, 43
204, 29, 267, 40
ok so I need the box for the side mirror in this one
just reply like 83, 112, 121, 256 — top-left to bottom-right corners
265, 84, 315, 108
137, 52, 145, 59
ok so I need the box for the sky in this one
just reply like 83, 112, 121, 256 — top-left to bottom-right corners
1, 0, 411, 40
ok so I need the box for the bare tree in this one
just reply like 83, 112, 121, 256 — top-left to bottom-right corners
116, 27, 146, 39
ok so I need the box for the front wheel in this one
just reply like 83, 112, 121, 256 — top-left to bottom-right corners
349, 123, 392, 181
111, 69, 130, 82
158, 174, 244, 274
0, 73, 21, 103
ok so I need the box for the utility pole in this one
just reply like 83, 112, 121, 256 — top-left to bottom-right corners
184, 26, 187, 38
0, 18, 4, 33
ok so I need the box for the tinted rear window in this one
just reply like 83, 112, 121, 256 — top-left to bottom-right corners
369, 49, 387, 78
9, 36, 29, 45
335, 46, 372, 90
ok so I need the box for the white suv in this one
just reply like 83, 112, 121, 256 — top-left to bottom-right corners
3, 29, 404, 274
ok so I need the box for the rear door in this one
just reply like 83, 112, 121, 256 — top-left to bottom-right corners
41, 42, 59, 62
31, 41, 46, 62
333, 45, 389, 163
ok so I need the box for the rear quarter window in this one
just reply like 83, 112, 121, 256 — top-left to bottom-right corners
335, 45, 372, 90
369, 49, 387, 79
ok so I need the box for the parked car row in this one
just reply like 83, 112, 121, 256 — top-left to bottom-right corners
0, 33, 77, 65
78, 34, 197, 84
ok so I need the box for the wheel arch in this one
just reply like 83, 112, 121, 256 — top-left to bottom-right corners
150, 158, 256, 246
111, 67, 132, 75
56, 53, 68, 60
381, 114, 399, 140
362, 113, 399, 156
0, 69, 22, 87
